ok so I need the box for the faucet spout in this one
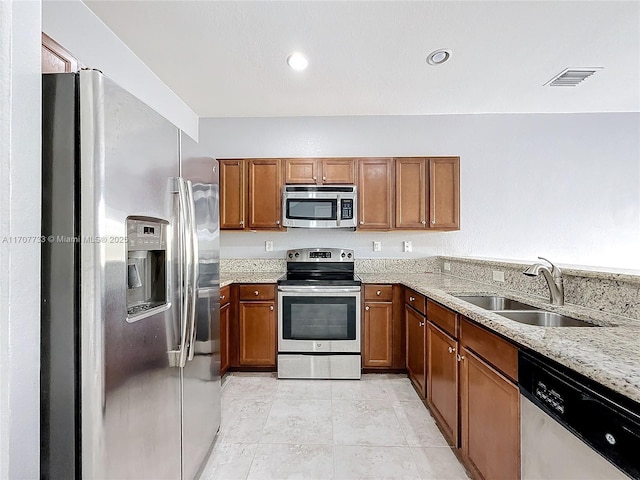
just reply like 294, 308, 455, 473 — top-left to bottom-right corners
523, 257, 564, 306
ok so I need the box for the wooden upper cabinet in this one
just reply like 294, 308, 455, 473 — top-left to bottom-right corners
395, 158, 427, 228
357, 158, 393, 230
248, 159, 283, 229
42, 33, 78, 73
219, 160, 246, 229
429, 157, 460, 230
395, 157, 460, 230
284, 158, 355, 184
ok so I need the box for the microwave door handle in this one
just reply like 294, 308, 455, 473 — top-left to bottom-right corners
336, 195, 341, 227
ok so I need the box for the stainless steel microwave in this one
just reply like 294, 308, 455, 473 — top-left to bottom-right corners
282, 185, 357, 228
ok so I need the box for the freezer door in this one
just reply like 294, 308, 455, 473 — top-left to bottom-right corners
180, 133, 221, 479
78, 70, 182, 479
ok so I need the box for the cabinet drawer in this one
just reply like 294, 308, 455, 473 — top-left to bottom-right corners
220, 285, 231, 306
427, 301, 458, 338
239, 284, 276, 301
364, 284, 393, 302
404, 289, 426, 314
461, 318, 518, 382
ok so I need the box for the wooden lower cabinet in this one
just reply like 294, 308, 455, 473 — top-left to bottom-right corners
363, 301, 393, 367
460, 346, 520, 480
239, 301, 276, 367
405, 304, 426, 396
426, 322, 459, 446
220, 302, 230, 375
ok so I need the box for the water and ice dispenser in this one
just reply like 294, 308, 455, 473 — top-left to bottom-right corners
126, 217, 168, 318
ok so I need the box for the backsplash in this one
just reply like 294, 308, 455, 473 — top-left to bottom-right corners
220, 257, 440, 274
438, 256, 640, 321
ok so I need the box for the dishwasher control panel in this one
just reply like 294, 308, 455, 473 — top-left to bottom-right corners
534, 381, 566, 415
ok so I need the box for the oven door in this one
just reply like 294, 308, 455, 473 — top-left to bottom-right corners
278, 286, 361, 353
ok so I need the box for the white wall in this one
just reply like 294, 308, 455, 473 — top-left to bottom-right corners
0, 1, 41, 478
42, 0, 199, 140
198, 114, 640, 270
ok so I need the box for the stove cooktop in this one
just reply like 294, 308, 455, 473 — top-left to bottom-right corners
277, 273, 362, 287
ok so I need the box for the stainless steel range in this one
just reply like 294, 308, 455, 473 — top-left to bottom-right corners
277, 248, 361, 379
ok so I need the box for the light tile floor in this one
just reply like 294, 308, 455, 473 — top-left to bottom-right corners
200, 373, 470, 480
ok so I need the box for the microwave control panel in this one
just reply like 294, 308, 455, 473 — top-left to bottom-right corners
340, 199, 354, 220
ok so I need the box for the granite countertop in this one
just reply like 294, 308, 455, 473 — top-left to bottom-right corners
221, 271, 640, 403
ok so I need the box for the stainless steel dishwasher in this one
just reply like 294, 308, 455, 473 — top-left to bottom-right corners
519, 350, 640, 479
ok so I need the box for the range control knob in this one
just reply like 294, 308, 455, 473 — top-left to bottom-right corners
341, 252, 346, 258
294, 252, 300, 258
347, 253, 352, 258
288, 253, 293, 258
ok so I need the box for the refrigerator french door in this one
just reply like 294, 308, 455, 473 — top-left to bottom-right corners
41, 70, 220, 479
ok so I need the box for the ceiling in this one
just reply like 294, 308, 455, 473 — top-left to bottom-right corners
84, 1, 640, 118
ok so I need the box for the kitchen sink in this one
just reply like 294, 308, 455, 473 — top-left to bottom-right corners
456, 295, 539, 311
496, 311, 598, 327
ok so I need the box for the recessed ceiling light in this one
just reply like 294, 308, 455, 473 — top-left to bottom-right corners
426, 49, 451, 66
287, 52, 309, 71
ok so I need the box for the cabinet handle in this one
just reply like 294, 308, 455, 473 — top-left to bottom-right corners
448, 346, 455, 354
365, 306, 370, 311
376, 290, 381, 296
220, 295, 225, 300
270, 305, 274, 311
409, 296, 415, 302
360, 220, 364, 225
419, 321, 425, 327
421, 220, 426, 225
239, 220, 244, 226
323, 176, 326, 181
457, 353, 465, 362
313, 176, 317, 181
276, 220, 280, 225
254, 290, 259, 296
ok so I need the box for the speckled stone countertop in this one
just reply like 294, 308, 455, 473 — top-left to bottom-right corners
221, 271, 640, 403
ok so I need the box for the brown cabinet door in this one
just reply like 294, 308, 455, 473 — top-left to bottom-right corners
428, 157, 460, 230
460, 347, 520, 480
321, 159, 355, 184
219, 160, 246, 229
427, 323, 459, 446
357, 158, 393, 230
395, 158, 427, 229
284, 159, 318, 184
405, 305, 426, 396
363, 302, 393, 368
248, 159, 283, 229
239, 301, 276, 366
220, 302, 230, 376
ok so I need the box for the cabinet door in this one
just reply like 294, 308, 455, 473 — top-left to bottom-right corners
427, 323, 458, 446
428, 157, 460, 230
219, 160, 246, 229
248, 159, 282, 229
220, 302, 230, 376
321, 159, 355, 184
460, 347, 520, 480
239, 301, 276, 366
363, 302, 393, 368
405, 305, 426, 396
42, 33, 78, 73
395, 158, 427, 229
284, 159, 318, 184
357, 158, 393, 230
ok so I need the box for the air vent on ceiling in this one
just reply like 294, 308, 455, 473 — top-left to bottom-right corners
544, 67, 603, 87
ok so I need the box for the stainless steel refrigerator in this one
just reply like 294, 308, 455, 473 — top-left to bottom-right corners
41, 70, 220, 479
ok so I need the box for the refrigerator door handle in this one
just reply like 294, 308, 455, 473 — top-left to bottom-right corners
169, 176, 192, 368
186, 180, 199, 361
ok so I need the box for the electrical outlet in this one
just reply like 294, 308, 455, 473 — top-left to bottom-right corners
403, 241, 412, 253
373, 241, 381, 252
265, 240, 273, 252
492, 270, 505, 282
443, 262, 451, 271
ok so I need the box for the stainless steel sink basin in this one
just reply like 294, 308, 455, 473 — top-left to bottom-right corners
456, 295, 538, 311
497, 311, 598, 327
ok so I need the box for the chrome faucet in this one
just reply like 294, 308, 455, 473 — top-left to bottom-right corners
523, 257, 564, 306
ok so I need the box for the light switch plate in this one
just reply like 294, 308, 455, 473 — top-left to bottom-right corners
403, 241, 412, 253
492, 270, 505, 282
265, 240, 273, 252
373, 241, 381, 252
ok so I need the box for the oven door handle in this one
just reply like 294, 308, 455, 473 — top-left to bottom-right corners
277, 286, 361, 293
